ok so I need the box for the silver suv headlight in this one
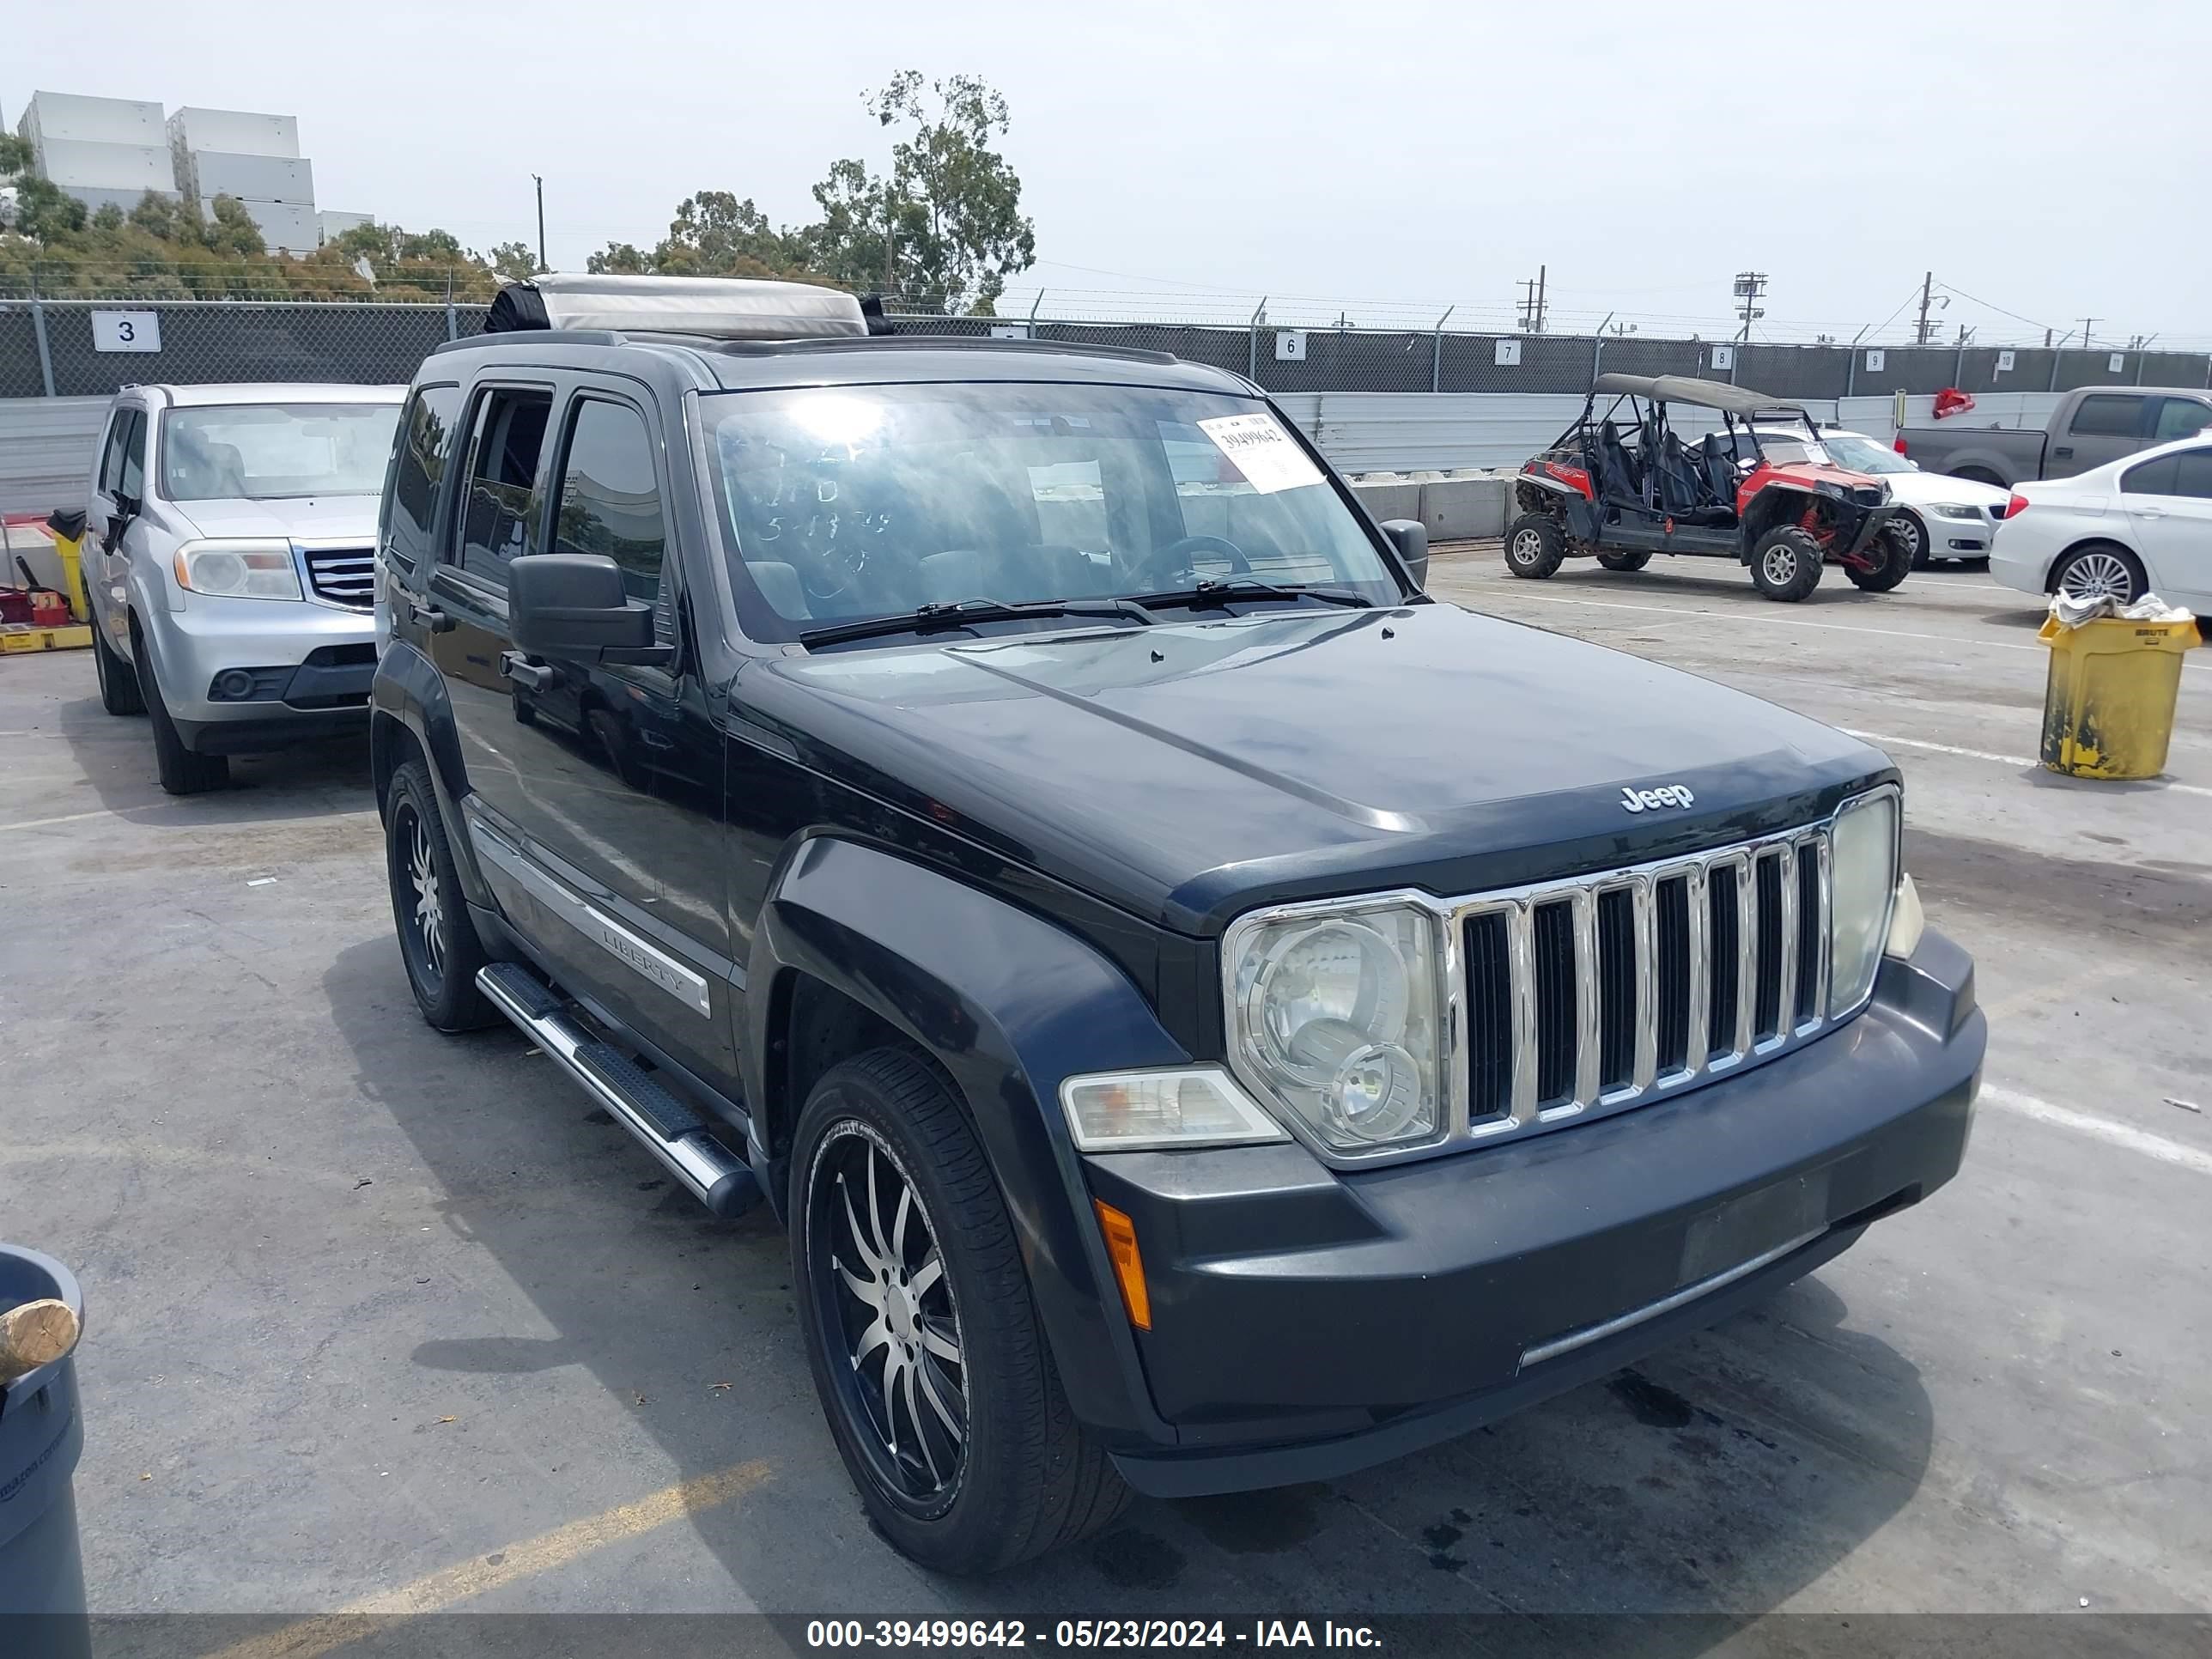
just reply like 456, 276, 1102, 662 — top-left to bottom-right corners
172, 538, 303, 601
1829, 787, 1902, 1015
1224, 899, 1446, 1157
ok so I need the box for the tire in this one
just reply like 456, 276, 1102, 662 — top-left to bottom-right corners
384, 759, 497, 1031
92, 619, 144, 715
1595, 549, 1652, 573
2051, 543, 2147, 607
132, 619, 228, 795
1504, 514, 1565, 580
791, 1048, 1129, 1574
1893, 509, 1932, 572
1844, 525, 1914, 593
1748, 526, 1824, 602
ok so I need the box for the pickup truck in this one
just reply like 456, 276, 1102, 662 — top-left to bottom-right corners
373, 273, 1984, 1574
1898, 385, 2212, 487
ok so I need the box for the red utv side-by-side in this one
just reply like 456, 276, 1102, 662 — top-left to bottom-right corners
1508, 373, 1912, 601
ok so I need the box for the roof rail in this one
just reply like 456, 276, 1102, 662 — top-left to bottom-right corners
716, 334, 1184, 368
485, 274, 866, 340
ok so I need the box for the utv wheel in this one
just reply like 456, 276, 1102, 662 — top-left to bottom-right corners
1749, 526, 1824, 602
1504, 514, 1565, 580
1595, 550, 1652, 573
2051, 543, 2146, 607
1844, 525, 1914, 593
384, 760, 496, 1031
92, 620, 143, 715
792, 1048, 1129, 1574
132, 619, 228, 795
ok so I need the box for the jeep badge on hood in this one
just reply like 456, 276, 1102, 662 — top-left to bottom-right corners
1621, 783, 1696, 813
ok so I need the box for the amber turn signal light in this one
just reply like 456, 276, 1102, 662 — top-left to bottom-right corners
1092, 1199, 1152, 1331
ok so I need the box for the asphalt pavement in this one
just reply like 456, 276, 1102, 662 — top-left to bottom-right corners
1, 554, 2206, 1636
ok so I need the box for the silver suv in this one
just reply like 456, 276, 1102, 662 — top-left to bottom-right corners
83, 382, 405, 793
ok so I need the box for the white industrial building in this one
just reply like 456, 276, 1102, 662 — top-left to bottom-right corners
13, 92, 179, 217
13, 89, 371, 256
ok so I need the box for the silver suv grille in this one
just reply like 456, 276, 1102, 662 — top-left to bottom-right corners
303, 546, 375, 611
1450, 823, 1833, 1140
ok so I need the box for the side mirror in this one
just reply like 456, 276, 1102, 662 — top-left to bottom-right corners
510, 554, 664, 663
1380, 519, 1428, 592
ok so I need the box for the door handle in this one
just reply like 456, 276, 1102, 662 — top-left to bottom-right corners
406, 597, 453, 633
501, 651, 554, 690
2052, 446, 2074, 459
2136, 506, 2166, 519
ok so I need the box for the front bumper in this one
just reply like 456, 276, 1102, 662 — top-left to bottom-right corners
140, 590, 376, 741
1083, 932, 1983, 1498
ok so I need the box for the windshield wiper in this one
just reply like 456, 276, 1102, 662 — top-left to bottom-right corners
798, 595, 1155, 649
1129, 577, 1375, 611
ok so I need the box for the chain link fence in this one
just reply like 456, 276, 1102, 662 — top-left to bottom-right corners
3, 288, 2209, 402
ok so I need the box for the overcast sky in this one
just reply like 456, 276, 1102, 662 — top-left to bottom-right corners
9, 0, 2205, 345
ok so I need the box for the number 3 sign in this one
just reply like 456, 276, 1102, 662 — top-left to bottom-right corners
91, 312, 161, 353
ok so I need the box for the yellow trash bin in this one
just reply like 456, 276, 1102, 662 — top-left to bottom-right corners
2037, 610, 2202, 780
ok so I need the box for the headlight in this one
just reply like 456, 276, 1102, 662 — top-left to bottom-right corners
1058, 1067, 1285, 1152
173, 540, 302, 601
1226, 902, 1444, 1156
1828, 789, 1900, 1016
1929, 503, 1984, 521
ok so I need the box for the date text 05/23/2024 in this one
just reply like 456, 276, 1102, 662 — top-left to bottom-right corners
804, 1621, 1382, 1650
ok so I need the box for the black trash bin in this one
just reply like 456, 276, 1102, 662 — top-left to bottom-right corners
0, 1245, 88, 1659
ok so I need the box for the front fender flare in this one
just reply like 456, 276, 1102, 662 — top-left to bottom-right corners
370, 640, 493, 907
749, 834, 1188, 1443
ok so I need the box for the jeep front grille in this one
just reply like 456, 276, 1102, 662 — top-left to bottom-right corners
1451, 823, 1833, 1140
303, 546, 375, 611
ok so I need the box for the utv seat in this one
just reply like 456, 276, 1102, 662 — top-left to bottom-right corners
1700, 433, 1744, 506
1597, 422, 1646, 507
1659, 434, 1735, 526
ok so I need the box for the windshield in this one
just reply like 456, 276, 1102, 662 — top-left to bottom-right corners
1814, 432, 1916, 474
161, 404, 400, 502
702, 383, 1400, 641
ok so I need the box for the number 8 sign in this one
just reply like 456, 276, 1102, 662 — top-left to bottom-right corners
91, 311, 162, 353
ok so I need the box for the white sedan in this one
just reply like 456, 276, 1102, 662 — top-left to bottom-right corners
1990, 434, 2212, 612
1742, 427, 2014, 567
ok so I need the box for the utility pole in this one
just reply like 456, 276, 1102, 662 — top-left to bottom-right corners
532, 174, 546, 272
1516, 264, 1547, 333
1731, 271, 1766, 342
883, 179, 897, 295
1912, 270, 1934, 345
2079, 318, 2097, 353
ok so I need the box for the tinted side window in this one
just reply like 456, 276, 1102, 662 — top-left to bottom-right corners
118, 410, 148, 498
551, 399, 668, 618
2122, 455, 2179, 495
386, 383, 463, 571
97, 408, 132, 495
2151, 398, 2212, 443
2174, 450, 2212, 499
2069, 395, 2141, 438
452, 387, 552, 585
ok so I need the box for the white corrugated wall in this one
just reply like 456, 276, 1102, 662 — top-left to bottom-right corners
0, 398, 110, 516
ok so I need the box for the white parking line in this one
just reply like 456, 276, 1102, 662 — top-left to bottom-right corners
1839, 729, 2212, 799
1485, 590, 2210, 672
1489, 591, 2048, 653
1983, 1084, 2212, 1178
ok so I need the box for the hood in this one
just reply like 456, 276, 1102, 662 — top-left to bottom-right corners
1887, 469, 2010, 509
744, 603, 1892, 933
171, 495, 383, 543
1758, 460, 1887, 497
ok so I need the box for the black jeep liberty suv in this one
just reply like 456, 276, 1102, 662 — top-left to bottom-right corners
370, 275, 1984, 1573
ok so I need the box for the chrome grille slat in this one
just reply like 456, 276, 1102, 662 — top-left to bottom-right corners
1681, 864, 1708, 1081
303, 546, 376, 611
1506, 902, 1539, 1128
1455, 822, 1839, 1141
1630, 875, 1658, 1092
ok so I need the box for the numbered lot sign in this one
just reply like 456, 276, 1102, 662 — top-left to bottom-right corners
92, 311, 161, 353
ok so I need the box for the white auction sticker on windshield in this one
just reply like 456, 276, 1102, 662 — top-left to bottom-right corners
1196, 412, 1324, 494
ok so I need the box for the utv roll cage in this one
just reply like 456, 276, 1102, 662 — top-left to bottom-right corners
1542, 373, 1823, 522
